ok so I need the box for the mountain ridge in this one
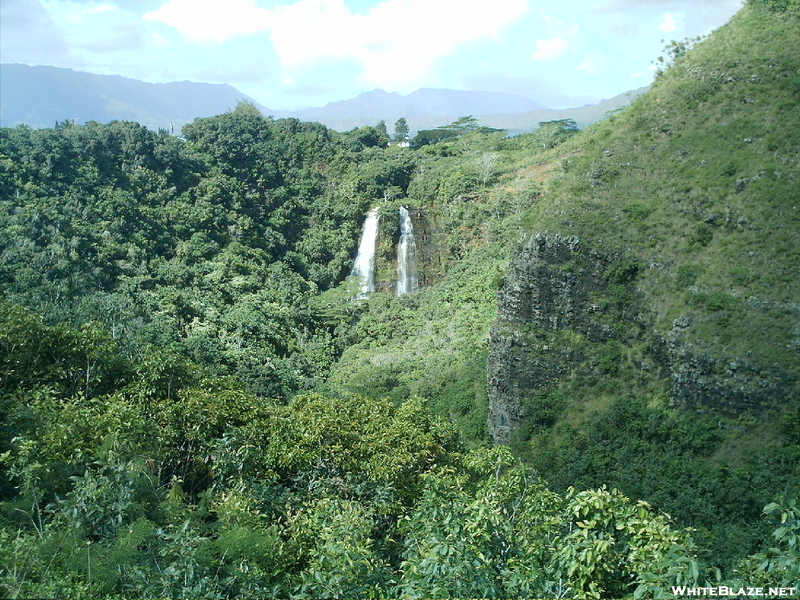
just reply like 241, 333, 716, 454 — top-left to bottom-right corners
0, 63, 644, 134
0, 64, 268, 131
286, 87, 546, 120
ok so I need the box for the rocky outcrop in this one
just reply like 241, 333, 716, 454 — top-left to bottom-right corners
491, 234, 611, 333
487, 233, 799, 445
408, 206, 445, 289
487, 233, 630, 444
658, 319, 799, 413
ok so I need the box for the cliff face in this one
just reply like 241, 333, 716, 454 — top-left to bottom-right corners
487, 234, 634, 444
657, 321, 799, 413
487, 233, 799, 445
408, 206, 446, 289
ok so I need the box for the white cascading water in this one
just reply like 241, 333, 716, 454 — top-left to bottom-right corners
351, 207, 380, 295
396, 205, 419, 296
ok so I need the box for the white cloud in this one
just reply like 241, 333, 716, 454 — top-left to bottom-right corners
659, 13, 678, 32
86, 4, 115, 16
144, 0, 530, 90
150, 30, 170, 48
40, 0, 147, 53
533, 37, 568, 60
143, 0, 272, 42
1, 0, 743, 111
630, 62, 658, 81
43, 0, 119, 24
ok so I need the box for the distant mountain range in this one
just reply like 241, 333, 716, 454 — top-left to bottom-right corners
0, 64, 647, 134
288, 88, 545, 121
0, 64, 266, 132
278, 87, 648, 135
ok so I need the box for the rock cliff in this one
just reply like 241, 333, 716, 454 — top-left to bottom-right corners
487, 233, 799, 445
487, 234, 633, 444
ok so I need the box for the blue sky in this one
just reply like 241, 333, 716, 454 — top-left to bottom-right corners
1, 0, 742, 109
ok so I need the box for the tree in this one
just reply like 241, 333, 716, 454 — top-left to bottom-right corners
393, 118, 409, 144
554, 486, 699, 599
474, 151, 500, 186
375, 119, 389, 140
535, 118, 579, 149
652, 36, 705, 77
736, 499, 800, 588
346, 125, 389, 148
412, 116, 503, 147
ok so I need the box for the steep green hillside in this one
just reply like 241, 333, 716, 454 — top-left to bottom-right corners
485, 2, 800, 568
523, 3, 799, 372
326, 0, 800, 571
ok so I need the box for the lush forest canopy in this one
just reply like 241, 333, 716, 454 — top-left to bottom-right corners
1, 2, 799, 598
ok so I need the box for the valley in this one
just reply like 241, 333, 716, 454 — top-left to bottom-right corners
0, 1, 798, 597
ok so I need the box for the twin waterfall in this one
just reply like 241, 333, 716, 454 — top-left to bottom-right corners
351, 206, 418, 296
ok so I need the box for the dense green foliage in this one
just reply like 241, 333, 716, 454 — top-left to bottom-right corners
1, 3, 800, 596
503, 1, 800, 572
0, 105, 419, 400
0, 314, 796, 597
0, 302, 719, 598
412, 115, 504, 148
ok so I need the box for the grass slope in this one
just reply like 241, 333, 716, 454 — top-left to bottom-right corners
507, 3, 800, 567
525, 5, 799, 371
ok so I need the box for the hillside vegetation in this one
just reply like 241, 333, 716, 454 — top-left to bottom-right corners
526, 3, 799, 368
0, 1, 799, 597
480, 1, 800, 571
327, 0, 800, 575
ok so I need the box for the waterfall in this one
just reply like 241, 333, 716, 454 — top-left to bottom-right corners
351, 207, 380, 295
396, 205, 419, 296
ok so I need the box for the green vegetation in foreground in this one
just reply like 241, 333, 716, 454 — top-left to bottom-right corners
0, 1, 799, 596
0, 306, 798, 598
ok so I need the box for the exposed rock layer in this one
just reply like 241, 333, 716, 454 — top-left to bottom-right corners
487, 233, 799, 445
